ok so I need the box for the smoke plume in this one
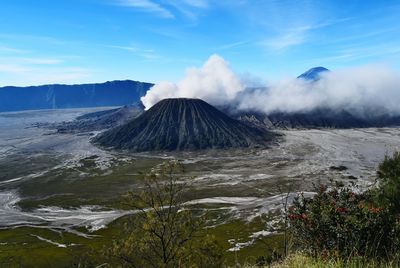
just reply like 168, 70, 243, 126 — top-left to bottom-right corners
141, 54, 244, 109
141, 55, 400, 116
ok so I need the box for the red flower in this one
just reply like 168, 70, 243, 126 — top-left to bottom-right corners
336, 207, 347, 213
368, 207, 382, 213
289, 214, 308, 220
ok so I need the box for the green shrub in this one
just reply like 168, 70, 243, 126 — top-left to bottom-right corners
375, 152, 400, 214
288, 184, 397, 259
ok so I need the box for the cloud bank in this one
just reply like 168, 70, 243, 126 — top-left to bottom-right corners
141, 54, 400, 116
239, 66, 400, 116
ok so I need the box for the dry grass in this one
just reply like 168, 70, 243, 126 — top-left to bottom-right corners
268, 253, 400, 268
229, 253, 400, 268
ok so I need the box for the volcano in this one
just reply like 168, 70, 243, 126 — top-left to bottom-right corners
297, 66, 329, 81
93, 98, 273, 151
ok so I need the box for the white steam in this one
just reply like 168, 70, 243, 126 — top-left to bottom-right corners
141, 54, 400, 116
240, 65, 400, 115
141, 54, 244, 109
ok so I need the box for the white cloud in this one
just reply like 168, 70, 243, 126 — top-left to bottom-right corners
141, 54, 244, 109
116, 0, 174, 18
216, 40, 251, 51
261, 26, 311, 51
0, 64, 31, 74
108, 43, 160, 61
0, 45, 28, 54
180, 0, 208, 8
14, 57, 63, 65
109, 45, 138, 52
0, 57, 63, 75
0, 61, 95, 86
238, 65, 400, 115
162, 0, 208, 21
141, 54, 400, 117
0, 66, 94, 87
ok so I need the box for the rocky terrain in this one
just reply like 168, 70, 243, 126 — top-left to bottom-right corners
1, 107, 399, 266
32, 104, 143, 134
56, 104, 143, 133
237, 108, 400, 130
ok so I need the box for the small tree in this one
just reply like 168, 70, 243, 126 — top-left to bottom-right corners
375, 152, 400, 214
106, 160, 223, 268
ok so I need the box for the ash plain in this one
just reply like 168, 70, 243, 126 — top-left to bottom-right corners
0, 107, 399, 253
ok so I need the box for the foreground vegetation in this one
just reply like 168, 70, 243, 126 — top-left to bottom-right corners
0, 160, 283, 267
101, 161, 224, 267
270, 253, 400, 268
278, 152, 400, 267
2, 152, 400, 267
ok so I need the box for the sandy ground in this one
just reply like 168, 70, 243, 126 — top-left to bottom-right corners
1, 108, 399, 231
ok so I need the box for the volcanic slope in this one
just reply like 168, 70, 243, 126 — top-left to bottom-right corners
93, 98, 274, 151
56, 105, 143, 133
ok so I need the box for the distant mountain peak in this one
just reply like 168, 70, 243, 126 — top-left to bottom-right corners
297, 66, 329, 81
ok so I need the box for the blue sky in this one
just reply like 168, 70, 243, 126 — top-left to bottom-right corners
0, 0, 399, 86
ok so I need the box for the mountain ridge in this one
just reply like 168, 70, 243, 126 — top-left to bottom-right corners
0, 80, 153, 112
